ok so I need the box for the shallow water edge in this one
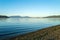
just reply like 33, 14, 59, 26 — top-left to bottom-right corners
4, 25, 60, 40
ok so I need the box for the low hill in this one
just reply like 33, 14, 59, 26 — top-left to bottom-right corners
44, 15, 60, 18
0, 15, 9, 18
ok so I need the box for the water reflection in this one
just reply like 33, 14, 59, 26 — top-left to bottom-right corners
0, 18, 8, 22
0, 18, 60, 39
0, 18, 60, 25
47, 18, 60, 21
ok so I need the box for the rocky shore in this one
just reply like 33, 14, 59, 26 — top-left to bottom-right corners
5, 25, 60, 40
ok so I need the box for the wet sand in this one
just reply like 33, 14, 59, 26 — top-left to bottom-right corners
4, 25, 60, 40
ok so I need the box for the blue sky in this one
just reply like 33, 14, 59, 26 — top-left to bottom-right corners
0, 0, 60, 17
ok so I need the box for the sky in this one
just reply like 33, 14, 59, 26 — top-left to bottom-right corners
0, 0, 60, 17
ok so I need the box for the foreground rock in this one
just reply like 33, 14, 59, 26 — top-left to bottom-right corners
5, 25, 60, 40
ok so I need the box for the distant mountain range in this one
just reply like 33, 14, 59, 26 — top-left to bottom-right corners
10, 16, 21, 18
44, 15, 60, 18
10, 16, 31, 18
10, 15, 60, 18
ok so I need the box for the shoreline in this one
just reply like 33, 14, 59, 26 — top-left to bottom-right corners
4, 25, 60, 40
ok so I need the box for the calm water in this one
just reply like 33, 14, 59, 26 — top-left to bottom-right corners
0, 18, 60, 39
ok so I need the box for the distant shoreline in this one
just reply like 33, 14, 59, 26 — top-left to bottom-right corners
4, 25, 60, 40
0, 15, 60, 18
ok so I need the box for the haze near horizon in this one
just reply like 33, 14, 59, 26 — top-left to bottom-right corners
0, 0, 60, 17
